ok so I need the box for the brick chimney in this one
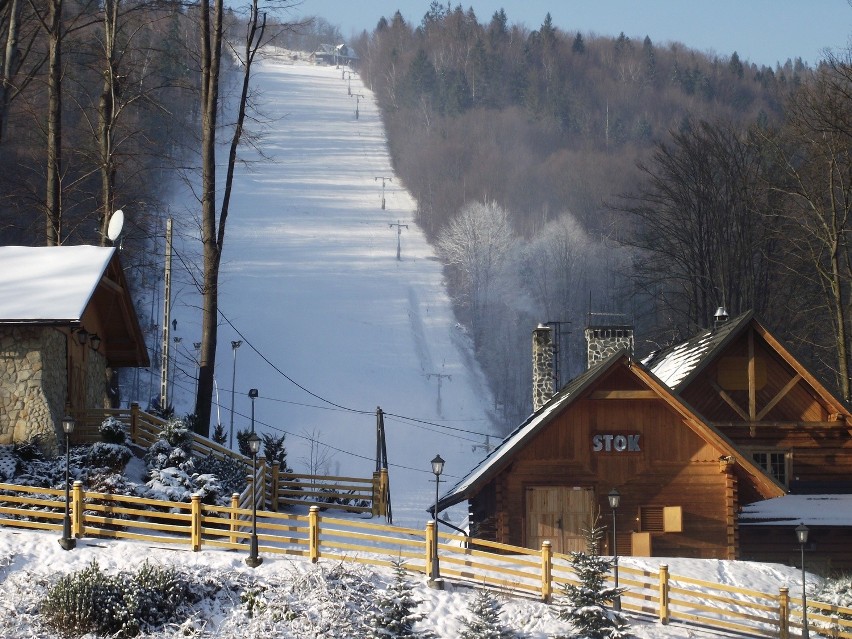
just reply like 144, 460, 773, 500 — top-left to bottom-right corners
585, 324, 634, 369
532, 324, 555, 411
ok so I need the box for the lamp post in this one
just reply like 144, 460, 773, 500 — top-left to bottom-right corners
59, 415, 76, 550
246, 432, 263, 567
248, 388, 258, 434
429, 454, 445, 587
608, 489, 621, 611
229, 340, 242, 449
796, 523, 810, 639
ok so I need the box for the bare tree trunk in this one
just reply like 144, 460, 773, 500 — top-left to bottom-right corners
98, 0, 119, 245
44, 0, 60, 245
194, 0, 266, 435
0, 0, 22, 142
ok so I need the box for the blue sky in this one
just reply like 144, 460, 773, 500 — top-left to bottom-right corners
295, 0, 850, 68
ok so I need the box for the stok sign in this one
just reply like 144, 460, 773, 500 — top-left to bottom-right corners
592, 433, 641, 452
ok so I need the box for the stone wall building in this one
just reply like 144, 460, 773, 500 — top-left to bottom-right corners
0, 246, 148, 451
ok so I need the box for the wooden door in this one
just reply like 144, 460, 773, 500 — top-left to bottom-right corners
526, 486, 595, 553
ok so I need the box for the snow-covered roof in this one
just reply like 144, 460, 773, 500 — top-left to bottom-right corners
740, 494, 852, 526
641, 311, 752, 391
0, 245, 115, 324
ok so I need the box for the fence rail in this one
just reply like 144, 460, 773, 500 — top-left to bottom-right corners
0, 480, 842, 639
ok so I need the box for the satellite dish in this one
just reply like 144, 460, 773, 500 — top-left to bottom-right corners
107, 209, 124, 243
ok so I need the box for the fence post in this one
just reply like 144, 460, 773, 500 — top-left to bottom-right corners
309, 505, 320, 563
270, 462, 280, 512
71, 480, 83, 538
191, 494, 201, 551
229, 493, 240, 545
425, 521, 435, 578
380, 468, 389, 519
659, 564, 670, 624
372, 471, 383, 516
130, 402, 139, 443
779, 587, 790, 639
541, 540, 553, 602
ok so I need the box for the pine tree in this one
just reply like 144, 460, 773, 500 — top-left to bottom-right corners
365, 560, 433, 638
459, 588, 516, 639
555, 517, 630, 639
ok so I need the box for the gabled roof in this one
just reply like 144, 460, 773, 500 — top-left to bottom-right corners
0, 245, 115, 323
438, 351, 785, 511
0, 245, 149, 367
641, 311, 753, 391
641, 310, 851, 421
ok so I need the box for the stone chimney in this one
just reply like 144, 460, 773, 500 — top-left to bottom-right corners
585, 324, 634, 369
532, 324, 555, 412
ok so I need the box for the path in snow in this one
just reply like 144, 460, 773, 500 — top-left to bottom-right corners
167, 53, 496, 531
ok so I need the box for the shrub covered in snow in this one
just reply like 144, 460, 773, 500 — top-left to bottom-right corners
40, 559, 202, 637
194, 454, 248, 498
84, 442, 132, 471
99, 417, 127, 444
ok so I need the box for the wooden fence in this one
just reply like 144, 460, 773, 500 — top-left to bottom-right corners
71, 405, 390, 519
0, 480, 847, 639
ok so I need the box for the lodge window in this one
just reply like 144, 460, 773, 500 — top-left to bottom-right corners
638, 505, 683, 533
751, 451, 788, 486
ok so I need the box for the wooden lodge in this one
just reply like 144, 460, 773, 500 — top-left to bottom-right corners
0, 246, 149, 452
438, 312, 852, 573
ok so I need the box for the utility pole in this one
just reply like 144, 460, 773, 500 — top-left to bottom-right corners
159, 217, 173, 412
375, 176, 392, 209
426, 372, 451, 417
472, 434, 494, 455
389, 220, 408, 260
352, 93, 364, 119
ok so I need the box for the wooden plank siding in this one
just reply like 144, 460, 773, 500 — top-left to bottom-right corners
479, 362, 742, 558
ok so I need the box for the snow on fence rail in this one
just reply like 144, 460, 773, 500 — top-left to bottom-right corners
0, 479, 844, 639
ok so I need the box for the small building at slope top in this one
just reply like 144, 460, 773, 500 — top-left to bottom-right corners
0, 246, 149, 452
437, 312, 852, 573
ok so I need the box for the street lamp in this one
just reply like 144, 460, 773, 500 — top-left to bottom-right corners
245, 432, 263, 567
429, 454, 445, 587
59, 415, 76, 550
248, 388, 258, 433
229, 340, 242, 449
608, 489, 621, 611
796, 523, 810, 639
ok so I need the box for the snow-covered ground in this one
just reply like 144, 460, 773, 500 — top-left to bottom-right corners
0, 526, 816, 638
164, 52, 497, 531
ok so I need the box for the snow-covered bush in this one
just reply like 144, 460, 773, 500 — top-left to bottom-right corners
145, 438, 191, 472
193, 454, 248, 498
161, 417, 192, 449
99, 417, 127, 444
553, 518, 630, 639
40, 559, 200, 638
84, 442, 132, 471
365, 559, 433, 638
460, 588, 516, 639
812, 575, 850, 633
146, 467, 224, 505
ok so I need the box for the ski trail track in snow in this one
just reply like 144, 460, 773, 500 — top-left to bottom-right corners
168, 53, 495, 530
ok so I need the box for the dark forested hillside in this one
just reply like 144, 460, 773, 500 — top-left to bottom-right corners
353, 5, 852, 429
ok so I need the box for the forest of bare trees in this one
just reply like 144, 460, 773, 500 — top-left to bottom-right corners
355, 4, 852, 429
